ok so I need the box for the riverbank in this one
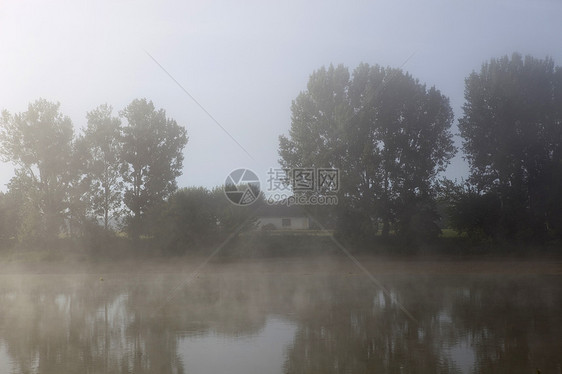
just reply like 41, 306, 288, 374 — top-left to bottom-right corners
1, 250, 560, 276
1, 232, 561, 276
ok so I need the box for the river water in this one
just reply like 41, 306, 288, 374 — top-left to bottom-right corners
0, 260, 560, 373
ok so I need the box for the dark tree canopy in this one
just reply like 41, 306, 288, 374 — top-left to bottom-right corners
0, 99, 74, 241
279, 63, 455, 242
459, 53, 562, 240
78, 104, 124, 231
119, 98, 188, 240
0, 98, 189, 247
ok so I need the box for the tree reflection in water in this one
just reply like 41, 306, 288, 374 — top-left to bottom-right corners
0, 270, 560, 374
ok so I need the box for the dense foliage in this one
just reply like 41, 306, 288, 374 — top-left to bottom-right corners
0, 53, 561, 253
279, 63, 455, 243
0, 98, 187, 247
458, 53, 562, 242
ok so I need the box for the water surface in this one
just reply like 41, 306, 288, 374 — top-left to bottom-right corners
0, 260, 560, 373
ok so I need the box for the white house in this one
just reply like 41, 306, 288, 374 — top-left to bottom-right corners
257, 204, 310, 230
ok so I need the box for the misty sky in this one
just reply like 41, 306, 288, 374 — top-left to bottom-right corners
1, 0, 561, 191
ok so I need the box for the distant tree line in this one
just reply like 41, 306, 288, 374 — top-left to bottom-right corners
0, 52, 561, 253
280, 53, 562, 246
0, 97, 261, 254
0, 98, 188, 248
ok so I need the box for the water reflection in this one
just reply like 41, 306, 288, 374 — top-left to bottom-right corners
0, 269, 560, 373
178, 317, 295, 374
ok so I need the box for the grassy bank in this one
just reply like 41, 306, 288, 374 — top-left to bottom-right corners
1, 230, 560, 268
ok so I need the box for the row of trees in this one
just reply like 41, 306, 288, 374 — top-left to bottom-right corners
454, 54, 562, 241
0, 98, 188, 245
279, 53, 562, 244
279, 63, 455, 242
0, 52, 560, 251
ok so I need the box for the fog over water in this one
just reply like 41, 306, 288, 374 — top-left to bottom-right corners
0, 258, 560, 374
